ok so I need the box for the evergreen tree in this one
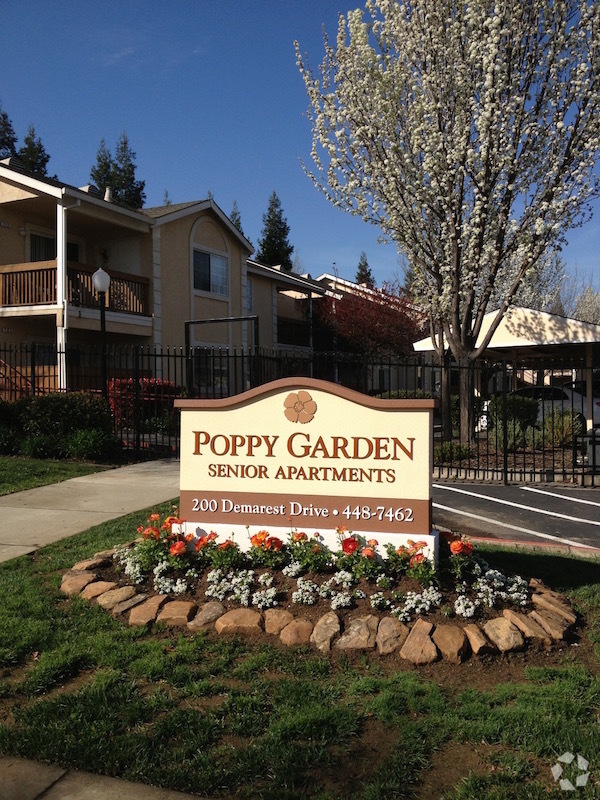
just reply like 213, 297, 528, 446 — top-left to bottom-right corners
18, 124, 50, 176
163, 189, 172, 206
0, 103, 17, 159
113, 132, 145, 208
230, 200, 244, 236
256, 191, 294, 270
90, 132, 145, 209
90, 138, 114, 193
355, 251, 375, 287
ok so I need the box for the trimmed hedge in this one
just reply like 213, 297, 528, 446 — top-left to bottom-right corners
0, 393, 120, 462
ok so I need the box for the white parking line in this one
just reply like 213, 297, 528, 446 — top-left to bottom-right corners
433, 503, 587, 548
521, 486, 600, 507
432, 483, 600, 527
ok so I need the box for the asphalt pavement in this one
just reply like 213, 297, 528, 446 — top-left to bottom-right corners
433, 480, 600, 555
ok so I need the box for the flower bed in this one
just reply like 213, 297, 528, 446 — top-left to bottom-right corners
110, 511, 531, 625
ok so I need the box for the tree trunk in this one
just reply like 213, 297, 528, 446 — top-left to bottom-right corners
439, 350, 452, 439
458, 356, 475, 446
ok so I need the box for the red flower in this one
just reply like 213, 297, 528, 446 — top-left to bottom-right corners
142, 526, 160, 540
265, 536, 283, 551
341, 537, 359, 555
293, 531, 308, 542
250, 530, 269, 548
149, 513, 161, 522
361, 546, 375, 559
169, 541, 186, 557
207, 532, 218, 541
195, 536, 208, 551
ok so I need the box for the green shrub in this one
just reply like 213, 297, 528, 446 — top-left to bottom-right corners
434, 441, 474, 463
450, 394, 486, 434
22, 393, 113, 439
65, 430, 121, 462
21, 435, 65, 459
489, 419, 529, 452
488, 394, 538, 431
528, 409, 584, 449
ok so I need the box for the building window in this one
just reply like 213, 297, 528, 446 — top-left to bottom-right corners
30, 233, 80, 262
193, 250, 228, 296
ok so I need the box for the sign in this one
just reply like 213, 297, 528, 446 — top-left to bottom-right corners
175, 378, 434, 552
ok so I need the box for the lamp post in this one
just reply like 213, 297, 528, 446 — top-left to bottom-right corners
92, 267, 111, 400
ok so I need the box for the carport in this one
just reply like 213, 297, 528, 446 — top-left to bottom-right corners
413, 306, 600, 430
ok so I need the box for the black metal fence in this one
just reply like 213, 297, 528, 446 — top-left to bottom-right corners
2, 341, 599, 483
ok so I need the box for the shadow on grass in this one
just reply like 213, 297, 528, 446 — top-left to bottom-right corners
480, 544, 600, 592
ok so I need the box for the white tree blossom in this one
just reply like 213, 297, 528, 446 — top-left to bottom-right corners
296, 0, 600, 431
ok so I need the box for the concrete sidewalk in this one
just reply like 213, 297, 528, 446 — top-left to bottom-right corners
0, 459, 180, 563
1, 755, 212, 800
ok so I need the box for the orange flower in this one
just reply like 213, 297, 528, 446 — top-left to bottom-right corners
450, 539, 473, 556
293, 531, 308, 542
184, 533, 195, 542
195, 536, 208, 551
207, 532, 218, 541
250, 530, 269, 547
265, 536, 283, 551
142, 526, 160, 540
409, 553, 426, 568
149, 513, 161, 522
367, 539, 378, 547
218, 540, 235, 550
283, 391, 317, 424
137, 525, 144, 534
361, 546, 375, 559
169, 541, 186, 557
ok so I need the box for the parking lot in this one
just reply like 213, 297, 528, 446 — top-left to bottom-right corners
433, 481, 600, 552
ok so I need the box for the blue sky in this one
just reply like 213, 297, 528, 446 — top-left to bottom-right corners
1, 0, 598, 288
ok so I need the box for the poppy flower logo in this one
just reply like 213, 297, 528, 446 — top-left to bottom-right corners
284, 391, 317, 424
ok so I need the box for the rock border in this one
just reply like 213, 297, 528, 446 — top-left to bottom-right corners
60, 553, 579, 665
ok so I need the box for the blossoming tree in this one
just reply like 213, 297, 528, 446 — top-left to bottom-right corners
296, 0, 600, 439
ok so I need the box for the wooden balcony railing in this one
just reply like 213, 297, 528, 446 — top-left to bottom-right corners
0, 260, 150, 316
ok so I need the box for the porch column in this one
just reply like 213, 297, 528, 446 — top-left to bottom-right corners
56, 200, 68, 392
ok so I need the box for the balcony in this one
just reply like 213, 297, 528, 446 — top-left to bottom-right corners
0, 260, 150, 316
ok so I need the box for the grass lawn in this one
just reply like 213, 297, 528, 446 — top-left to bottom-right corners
0, 503, 599, 799
0, 456, 113, 496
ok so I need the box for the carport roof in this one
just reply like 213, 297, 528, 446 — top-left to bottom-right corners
413, 306, 600, 356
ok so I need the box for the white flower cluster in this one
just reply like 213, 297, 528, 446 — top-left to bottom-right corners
113, 545, 144, 585
454, 594, 478, 618
252, 587, 278, 609
473, 570, 528, 608
205, 568, 255, 606
282, 560, 304, 578
330, 592, 353, 610
291, 576, 320, 605
153, 560, 189, 595
391, 587, 443, 623
369, 591, 391, 611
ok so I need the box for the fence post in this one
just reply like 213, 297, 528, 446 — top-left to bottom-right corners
134, 346, 141, 454
502, 359, 508, 485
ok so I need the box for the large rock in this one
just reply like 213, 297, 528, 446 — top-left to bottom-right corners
483, 617, 524, 652
335, 615, 379, 650
80, 580, 117, 600
463, 623, 496, 655
376, 617, 409, 655
310, 612, 341, 652
60, 570, 98, 596
72, 555, 112, 571
280, 618, 313, 646
111, 593, 147, 617
264, 609, 294, 635
531, 593, 576, 625
399, 618, 439, 664
502, 609, 552, 646
128, 594, 169, 626
156, 601, 197, 626
529, 609, 569, 641
188, 601, 226, 632
96, 585, 137, 610
432, 624, 470, 664
215, 608, 263, 635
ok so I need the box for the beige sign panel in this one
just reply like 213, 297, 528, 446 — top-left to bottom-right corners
176, 378, 433, 537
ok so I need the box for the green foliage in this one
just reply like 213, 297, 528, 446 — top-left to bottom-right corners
375, 389, 433, 399
90, 132, 145, 209
539, 408, 584, 447
488, 394, 539, 431
65, 429, 120, 461
434, 441, 474, 463
450, 393, 486, 433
